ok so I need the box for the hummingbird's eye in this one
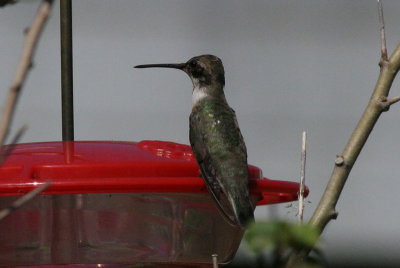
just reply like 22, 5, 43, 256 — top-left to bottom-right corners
189, 60, 198, 68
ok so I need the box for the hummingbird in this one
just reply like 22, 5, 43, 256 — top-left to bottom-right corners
135, 55, 254, 226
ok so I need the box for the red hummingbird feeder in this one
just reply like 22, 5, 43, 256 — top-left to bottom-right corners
0, 141, 310, 265
0, 140, 308, 266
0, 2, 309, 266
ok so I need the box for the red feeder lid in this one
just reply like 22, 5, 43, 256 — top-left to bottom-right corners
0, 140, 308, 205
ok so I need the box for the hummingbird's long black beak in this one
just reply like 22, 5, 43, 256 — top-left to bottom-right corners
134, 63, 185, 69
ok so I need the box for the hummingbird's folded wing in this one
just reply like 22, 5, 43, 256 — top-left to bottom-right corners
190, 134, 238, 226
189, 102, 248, 226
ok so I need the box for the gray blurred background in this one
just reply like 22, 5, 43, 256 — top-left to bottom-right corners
1, 0, 400, 266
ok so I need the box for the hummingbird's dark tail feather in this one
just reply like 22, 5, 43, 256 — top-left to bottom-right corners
207, 182, 255, 227
201, 172, 255, 227
236, 203, 255, 226
203, 182, 239, 226
227, 189, 255, 227
227, 183, 256, 227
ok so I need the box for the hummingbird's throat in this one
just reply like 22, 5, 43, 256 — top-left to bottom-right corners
192, 86, 208, 107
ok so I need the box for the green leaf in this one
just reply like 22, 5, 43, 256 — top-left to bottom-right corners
245, 221, 319, 253
286, 224, 320, 250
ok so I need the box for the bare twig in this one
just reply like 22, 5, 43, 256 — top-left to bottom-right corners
0, 181, 51, 221
379, 95, 400, 111
287, 2, 400, 266
0, 0, 53, 149
307, 1, 400, 238
306, 0, 400, 238
0, 124, 27, 165
378, 0, 388, 61
386, 96, 400, 106
298, 131, 307, 224
6, 124, 27, 146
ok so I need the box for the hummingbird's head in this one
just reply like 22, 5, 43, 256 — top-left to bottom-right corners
135, 54, 225, 89
183, 55, 225, 88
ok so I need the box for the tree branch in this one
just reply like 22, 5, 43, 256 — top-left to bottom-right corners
0, 181, 51, 221
308, 36, 400, 235
0, 124, 27, 165
308, 0, 400, 237
287, 1, 400, 265
0, 0, 53, 149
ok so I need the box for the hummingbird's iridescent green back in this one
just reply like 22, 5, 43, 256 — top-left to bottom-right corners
190, 97, 254, 226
